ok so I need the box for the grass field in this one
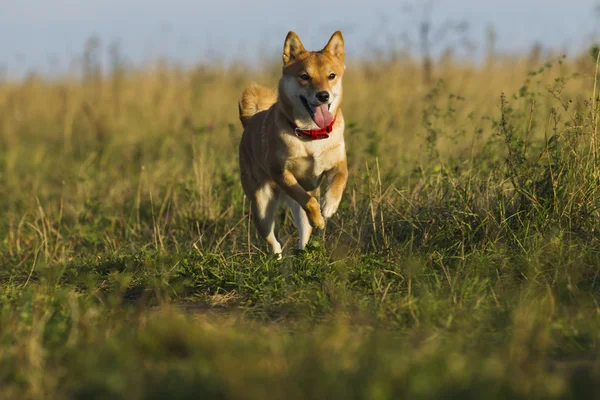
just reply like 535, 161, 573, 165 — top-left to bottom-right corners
1, 44, 600, 399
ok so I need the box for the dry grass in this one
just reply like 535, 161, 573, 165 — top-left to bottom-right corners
1, 45, 600, 399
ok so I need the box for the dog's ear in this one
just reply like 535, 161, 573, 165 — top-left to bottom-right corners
323, 31, 344, 63
283, 31, 306, 65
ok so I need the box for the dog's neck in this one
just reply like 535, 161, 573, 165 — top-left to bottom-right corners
276, 101, 338, 140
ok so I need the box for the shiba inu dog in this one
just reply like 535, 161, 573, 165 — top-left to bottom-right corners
238, 30, 348, 257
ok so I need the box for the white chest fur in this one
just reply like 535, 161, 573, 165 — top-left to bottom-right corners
285, 135, 345, 191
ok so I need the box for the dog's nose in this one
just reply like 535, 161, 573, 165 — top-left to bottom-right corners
316, 91, 330, 103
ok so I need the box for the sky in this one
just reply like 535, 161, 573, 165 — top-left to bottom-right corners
0, 0, 599, 78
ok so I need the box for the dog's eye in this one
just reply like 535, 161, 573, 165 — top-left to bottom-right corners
328, 73, 336, 80
300, 73, 310, 81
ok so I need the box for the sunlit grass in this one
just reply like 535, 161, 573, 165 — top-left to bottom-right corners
1, 46, 600, 398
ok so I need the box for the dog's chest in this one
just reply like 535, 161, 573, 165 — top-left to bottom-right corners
286, 142, 342, 191
287, 155, 327, 190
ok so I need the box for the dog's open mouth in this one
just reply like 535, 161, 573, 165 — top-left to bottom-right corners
300, 96, 333, 128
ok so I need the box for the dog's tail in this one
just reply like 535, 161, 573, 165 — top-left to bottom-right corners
238, 82, 277, 129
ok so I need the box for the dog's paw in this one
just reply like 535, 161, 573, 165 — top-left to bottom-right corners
320, 197, 340, 219
305, 197, 325, 229
309, 212, 325, 230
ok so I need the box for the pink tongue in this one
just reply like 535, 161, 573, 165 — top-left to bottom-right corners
312, 104, 333, 128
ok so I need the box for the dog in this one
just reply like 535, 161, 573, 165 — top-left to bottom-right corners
238, 30, 348, 257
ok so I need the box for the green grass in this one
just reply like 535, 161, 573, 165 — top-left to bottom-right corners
1, 48, 600, 398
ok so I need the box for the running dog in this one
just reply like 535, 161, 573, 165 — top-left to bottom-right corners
238, 30, 348, 257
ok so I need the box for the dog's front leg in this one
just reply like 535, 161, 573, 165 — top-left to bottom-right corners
271, 169, 325, 229
321, 158, 348, 219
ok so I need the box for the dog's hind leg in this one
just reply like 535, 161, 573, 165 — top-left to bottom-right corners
251, 184, 282, 257
285, 195, 312, 250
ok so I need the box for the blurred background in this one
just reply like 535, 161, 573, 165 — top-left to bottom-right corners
2, 0, 600, 78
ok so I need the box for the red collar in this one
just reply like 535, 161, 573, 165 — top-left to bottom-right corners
288, 117, 336, 140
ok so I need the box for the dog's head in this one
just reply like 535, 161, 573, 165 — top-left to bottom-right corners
278, 31, 345, 129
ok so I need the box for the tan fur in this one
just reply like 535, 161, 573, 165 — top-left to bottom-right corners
238, 82, 277, 128
238, 31, 348, 257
